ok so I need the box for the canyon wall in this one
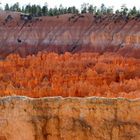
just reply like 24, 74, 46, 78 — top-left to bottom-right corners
0, 12, 140, 140
0, 12, 140, 58
0, 96, 139, 140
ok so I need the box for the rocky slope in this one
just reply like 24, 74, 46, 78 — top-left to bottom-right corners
0, 96, 139, 140
0, 11, 140, 58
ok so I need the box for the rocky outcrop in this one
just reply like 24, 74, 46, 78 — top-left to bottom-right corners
0, 12, 140, 58
0, 96, 139, 140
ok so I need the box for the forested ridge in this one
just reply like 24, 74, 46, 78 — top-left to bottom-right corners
3, 2, 140, 17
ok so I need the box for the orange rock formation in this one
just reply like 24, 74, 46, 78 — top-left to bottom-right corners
0, 52, 139, 98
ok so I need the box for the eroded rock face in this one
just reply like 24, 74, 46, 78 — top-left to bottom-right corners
0, 96, 140, 140
0, 12, 140, 58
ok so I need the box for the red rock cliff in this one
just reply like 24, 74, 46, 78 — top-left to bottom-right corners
0, 11, 140, 58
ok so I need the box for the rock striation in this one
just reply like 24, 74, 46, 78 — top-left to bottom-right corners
0, 96, 139, 140
0, 12, 140, 58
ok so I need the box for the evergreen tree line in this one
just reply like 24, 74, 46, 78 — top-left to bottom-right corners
4, 2, 140, 17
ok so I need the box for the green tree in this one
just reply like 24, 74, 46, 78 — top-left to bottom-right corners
5, 3, 10, 11
67, 7, 71, 13
31, 5, 37, 16
42, 3, 48, 16
121, 4, 128, 16
129, 6, 137, 16
58, 4, 65, 15
72, 6, 79, 14
96, 9, 101, 15
10, 2, 21, 12
115, 9, 120, 15
81, 3, 89, 13
63, 7, 68, 14
21, 6, 25, 13
36, 5, 42, 16
25, 5, 32, 14
48, 8, 54, 16
106, 6, 113, 14
88, 5, 94, 14
67, 6, 79, 14
100, 4, 107, 14
53, 7, 59, 16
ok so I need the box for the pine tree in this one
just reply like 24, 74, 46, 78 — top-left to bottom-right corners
88, 5, 94, 14
5, 3, 10, 11
129, 6, 137, 16
42, 4, 48, 16
81, 3, 89, 13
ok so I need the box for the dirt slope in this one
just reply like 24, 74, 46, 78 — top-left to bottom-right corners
0, 11, 140, 58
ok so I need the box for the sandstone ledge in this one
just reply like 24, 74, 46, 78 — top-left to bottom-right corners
0, 96, 140, 140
